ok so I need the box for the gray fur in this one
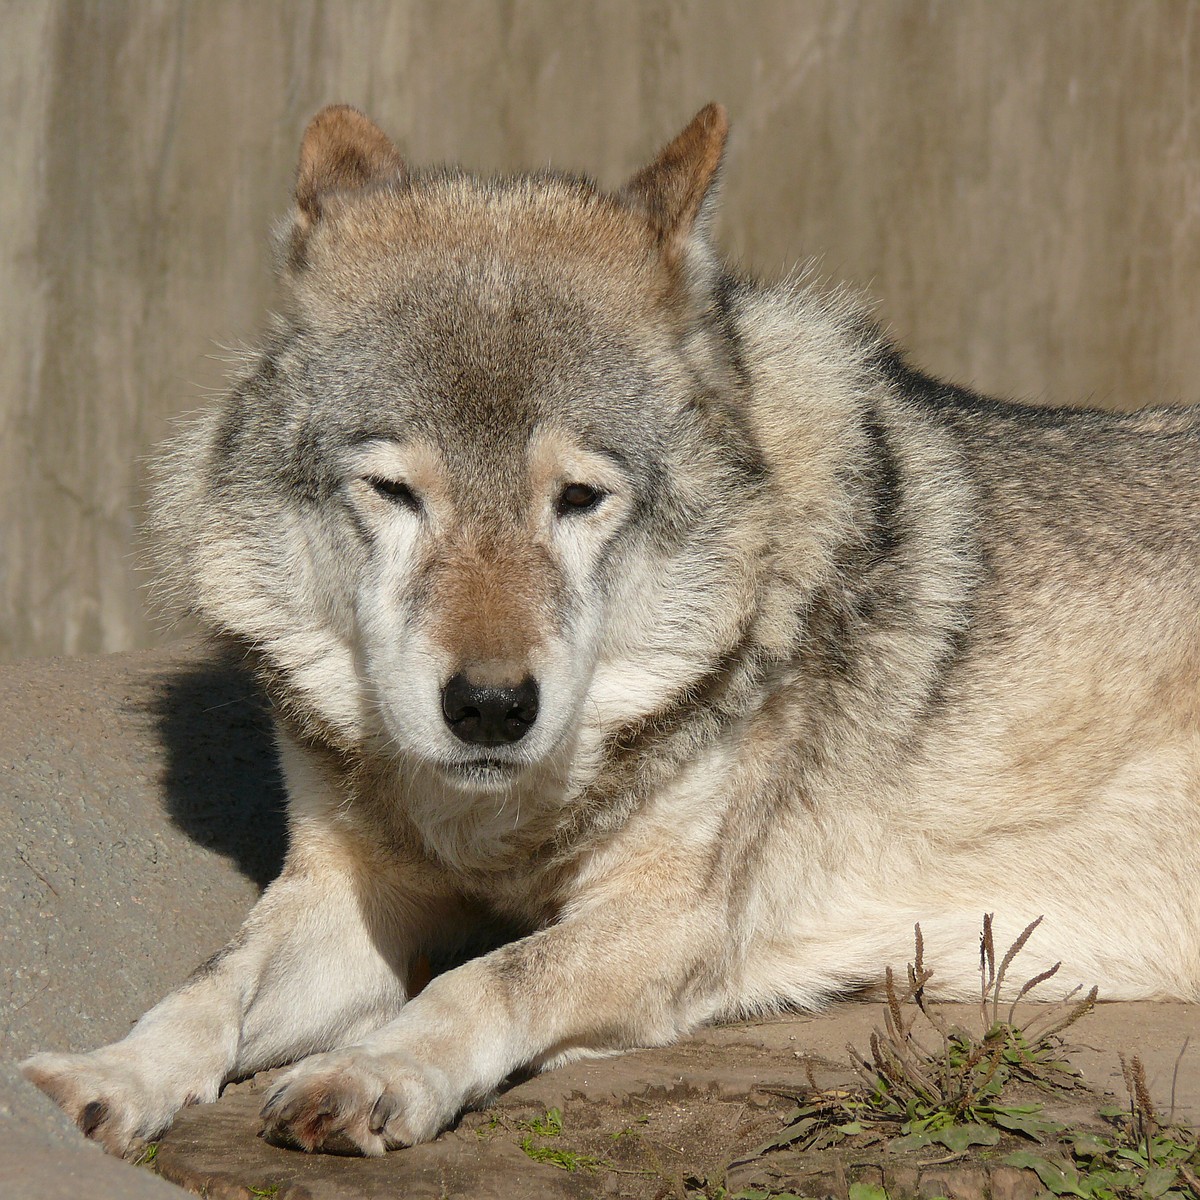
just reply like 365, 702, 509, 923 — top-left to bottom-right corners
24, 103, 1200, 1158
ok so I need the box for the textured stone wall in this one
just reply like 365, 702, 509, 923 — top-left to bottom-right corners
2, 1, 1198, 660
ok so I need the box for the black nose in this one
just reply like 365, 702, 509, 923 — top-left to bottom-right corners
441, 673, 539, 746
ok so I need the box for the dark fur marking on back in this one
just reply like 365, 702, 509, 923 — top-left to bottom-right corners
860, 413, 904, 567
212, 391, 250, 470
794, 410, 907, 689
711, 271, 752, 391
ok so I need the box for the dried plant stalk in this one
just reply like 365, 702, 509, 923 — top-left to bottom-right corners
847, 914, 1098, 1126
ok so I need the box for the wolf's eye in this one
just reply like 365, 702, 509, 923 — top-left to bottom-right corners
367, 477, 420, 510
556, 483, 605, 516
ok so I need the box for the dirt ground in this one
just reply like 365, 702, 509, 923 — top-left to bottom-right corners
2, 646, 1198, 1199
148, 1003, 1200, 1200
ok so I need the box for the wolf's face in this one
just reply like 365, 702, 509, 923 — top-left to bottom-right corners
345, 423, 628, 791
161, 107, 768, 795
327, 264, 672, 791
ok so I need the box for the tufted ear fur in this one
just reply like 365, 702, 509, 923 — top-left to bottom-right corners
619, 103, 729, 256
293, 105, 406, 230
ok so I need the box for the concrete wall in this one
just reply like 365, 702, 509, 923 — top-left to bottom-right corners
2, 1, 1198, 661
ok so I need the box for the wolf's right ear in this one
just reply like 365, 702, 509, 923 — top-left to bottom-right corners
293, 105, 406, 230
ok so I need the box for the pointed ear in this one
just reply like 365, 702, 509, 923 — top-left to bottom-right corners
620, 103, 729, 250
294, 105, 406, 227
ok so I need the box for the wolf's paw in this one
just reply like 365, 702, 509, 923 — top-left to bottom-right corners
20, 1048, 204, 1157
259, 1050, 454, 1156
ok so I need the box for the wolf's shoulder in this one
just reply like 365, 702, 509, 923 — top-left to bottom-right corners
879, 350, 1200, 443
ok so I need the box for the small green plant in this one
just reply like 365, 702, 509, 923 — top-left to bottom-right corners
517, 1106, 564, 1137
851, 915, 1095, 1128
474, 1112, 504, 1140
518, 1136, 605, 1172
1003, 1052, 1200, 1199
669, 921, 1200, 1200
733, 916, 1095, 1165
610, 1113, 652, 1141
131, 1141, 159, 1168
245, 1186, 280, 1199
515, 1106, 607, 1173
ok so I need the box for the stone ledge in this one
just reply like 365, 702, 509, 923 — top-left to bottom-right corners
2, 645, 1197, 1197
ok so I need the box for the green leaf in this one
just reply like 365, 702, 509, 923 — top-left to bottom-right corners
517, 1135, 602, 1172
1069, 1135, 1111, 1159
1002, 1152, 1085, 1196
1144, 1166, 1178, 1197
989, 1109, 1064, 1141
518, 1108, 563, 1137
998, 1152, 1046, 1171
1113, 1147, 1150, 1167
890, 1130, 936, 1152
848, 1184, 889, 1200
933, 1124, 1001, 1152
751, 1115, 819, 1154
1150, 1135, 1192, 1163
903, 1111, 951, 1136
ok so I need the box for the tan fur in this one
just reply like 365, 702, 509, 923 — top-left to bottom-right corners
294, 104, 406, 226
621, 101, 729, 249
424, 535, 554, 669
23, 104, 1200, 1159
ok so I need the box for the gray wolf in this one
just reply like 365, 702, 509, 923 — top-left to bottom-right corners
22, 103, 1200, 1157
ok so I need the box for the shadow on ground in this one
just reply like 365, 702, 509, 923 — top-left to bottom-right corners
149, 649, 288, 888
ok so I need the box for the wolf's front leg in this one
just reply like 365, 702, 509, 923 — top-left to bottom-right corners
21, 736, 438, 1156
21, 848, 424, 1154
259, 893, 725, 1155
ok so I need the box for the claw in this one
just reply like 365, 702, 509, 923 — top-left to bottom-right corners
79, 1099, 108, 1138
369, 1093, 398, 1134
259, 1087, 284, 1119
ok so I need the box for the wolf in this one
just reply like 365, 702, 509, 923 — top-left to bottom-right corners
22, 102, 1200, 1157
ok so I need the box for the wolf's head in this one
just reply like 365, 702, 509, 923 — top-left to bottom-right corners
153, 106, 773, 800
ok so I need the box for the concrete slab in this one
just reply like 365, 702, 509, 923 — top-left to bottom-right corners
2, 643, 284, 1196
2, 645, 1198, 1197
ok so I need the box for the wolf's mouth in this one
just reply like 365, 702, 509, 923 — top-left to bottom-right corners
438, 757, 521, 786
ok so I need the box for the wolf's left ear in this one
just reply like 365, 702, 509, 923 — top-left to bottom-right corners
294, 105, 406, 228
620, 103, 729, 254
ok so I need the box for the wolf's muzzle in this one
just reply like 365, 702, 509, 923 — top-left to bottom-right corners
441, 673, 540, 746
